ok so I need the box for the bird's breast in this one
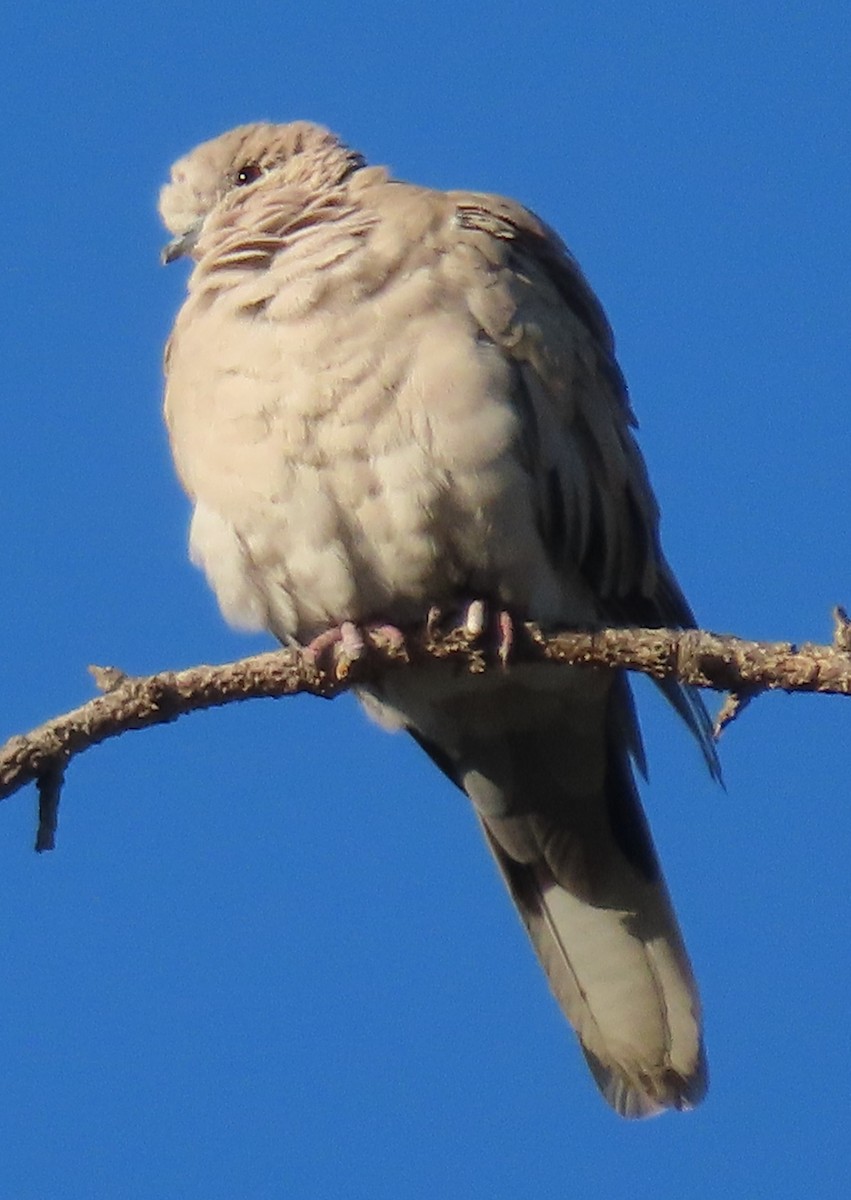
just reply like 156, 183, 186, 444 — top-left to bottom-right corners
167, 246, 561, 642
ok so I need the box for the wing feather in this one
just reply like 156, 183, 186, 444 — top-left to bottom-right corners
453, 192, 719, 775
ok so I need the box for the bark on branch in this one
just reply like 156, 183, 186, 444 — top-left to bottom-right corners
2, 610, 849, 849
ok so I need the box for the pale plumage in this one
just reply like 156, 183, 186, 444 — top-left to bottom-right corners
159, 121, 718, 1117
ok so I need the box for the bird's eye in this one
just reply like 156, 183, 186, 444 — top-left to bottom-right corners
235, 162, 263, 186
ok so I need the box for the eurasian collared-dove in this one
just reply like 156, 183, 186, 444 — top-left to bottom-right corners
159, 121, 719, 1118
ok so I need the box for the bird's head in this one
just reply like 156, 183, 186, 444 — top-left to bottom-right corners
158, 121, 365, 263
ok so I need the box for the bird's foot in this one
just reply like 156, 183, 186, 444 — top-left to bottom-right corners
303, 619, 407, 679
303, 621, 365, 678
426, 600, 515, 666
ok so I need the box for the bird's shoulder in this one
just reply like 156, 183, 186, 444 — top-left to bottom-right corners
355, 177, 613, 340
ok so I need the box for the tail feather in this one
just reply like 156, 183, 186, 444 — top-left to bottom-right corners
480, 819, 706, 1117
360, 664, 707, 1117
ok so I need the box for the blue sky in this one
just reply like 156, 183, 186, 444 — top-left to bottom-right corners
1, 3, 849, 1196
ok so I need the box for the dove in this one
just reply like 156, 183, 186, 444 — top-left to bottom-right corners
159, 121, 719, 1117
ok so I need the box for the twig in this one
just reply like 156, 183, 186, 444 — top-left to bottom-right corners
35, 760, 65, 852
1, 619, 849, 845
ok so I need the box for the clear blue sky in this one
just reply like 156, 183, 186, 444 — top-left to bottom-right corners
1, 3, 849, 1197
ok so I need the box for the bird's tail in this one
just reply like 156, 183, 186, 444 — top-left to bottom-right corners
466, 677, 705, 1117
373, 663, 706, 1117
476, 804, 706, 1117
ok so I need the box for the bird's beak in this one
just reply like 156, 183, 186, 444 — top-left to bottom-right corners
160, 225, 199, 265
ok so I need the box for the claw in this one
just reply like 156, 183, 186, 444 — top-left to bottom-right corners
424, 600, 515, 665
426, 605, 443, 638
336, 620, 365, 670
497, 609, 514, 666
463, 599, 486, 639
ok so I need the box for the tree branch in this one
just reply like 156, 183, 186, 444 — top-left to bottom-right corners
2, 612, 849, 848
